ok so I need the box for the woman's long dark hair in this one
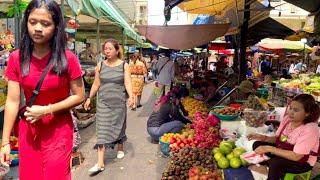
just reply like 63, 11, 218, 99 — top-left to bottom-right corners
292, 94, 320, 124
20, 0, 67, 76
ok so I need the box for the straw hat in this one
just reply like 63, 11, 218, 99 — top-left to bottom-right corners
238, 80, 254, 94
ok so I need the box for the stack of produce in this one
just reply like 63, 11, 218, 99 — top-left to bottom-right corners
0, 92, 6, 107
211, 107, 240, 115
278, 75, 320, 95
212, 141, 247, 169
244, 95, 268, 111
161, 113, 221, 153
243, 95, 269, 127
181, 97, 208, 119
161, 147, 218, 180
193, 112, 221, 149
162, 129, 196, 152
188, 166, 223, 180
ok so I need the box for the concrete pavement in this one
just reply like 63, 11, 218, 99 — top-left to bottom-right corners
72, 81, 168, 180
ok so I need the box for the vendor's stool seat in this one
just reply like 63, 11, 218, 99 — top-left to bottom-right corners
70, 151, 83, 168
284, 170, 311, 180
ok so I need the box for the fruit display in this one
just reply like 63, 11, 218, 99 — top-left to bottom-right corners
243, 109, 269, 127
188, 166, 223, 180
181, 97, 208, 119
211, 106, 239, 116
160, 133, 177, 143
212, 141, 247, 169
168, 129, 196, 152
277, 75, 320, 95
193, 112, 221, 149
161, 147, 217, 180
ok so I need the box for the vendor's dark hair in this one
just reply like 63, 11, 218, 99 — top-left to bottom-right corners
292, 94, 320, 124
20, 0, 67, 76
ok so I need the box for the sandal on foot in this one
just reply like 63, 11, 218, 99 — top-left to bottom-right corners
89, 164, 105, 176
117, 151, 125, 159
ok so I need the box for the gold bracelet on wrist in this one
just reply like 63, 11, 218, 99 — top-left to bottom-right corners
44, 104, 53, 115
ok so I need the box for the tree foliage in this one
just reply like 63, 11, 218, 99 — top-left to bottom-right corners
6, 0, 29, 18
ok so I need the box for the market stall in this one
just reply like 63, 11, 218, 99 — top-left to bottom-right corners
155, 73, 320, 180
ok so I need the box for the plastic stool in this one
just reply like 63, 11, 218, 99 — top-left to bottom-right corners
284, 170, 311, 180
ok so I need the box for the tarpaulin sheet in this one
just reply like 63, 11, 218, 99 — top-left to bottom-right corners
137, 23, 230, 50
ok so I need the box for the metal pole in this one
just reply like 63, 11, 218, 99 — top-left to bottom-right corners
239, 0, 251, 81
214, 87, 238, 106
303, 43, 306, 64
14, 0, 20, 48
61, 0, 65, 17
96, 19, 101, 63
74, 15, 77, 54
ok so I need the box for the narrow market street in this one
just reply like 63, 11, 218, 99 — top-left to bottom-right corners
72, 81, 168, 180
4, 81, 168, 180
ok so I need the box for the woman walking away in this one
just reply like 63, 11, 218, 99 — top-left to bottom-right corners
0, 1, 85, 179
129, 52, 147, 110
84, 39, 134, 176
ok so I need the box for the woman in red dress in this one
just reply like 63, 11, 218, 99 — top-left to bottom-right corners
0, 1, 84, 179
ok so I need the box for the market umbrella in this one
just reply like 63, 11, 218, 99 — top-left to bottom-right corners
136, 24, 230, 50
258, 38, 313, 53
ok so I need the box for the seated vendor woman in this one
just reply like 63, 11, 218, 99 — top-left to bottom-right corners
147, 92, 191, 142
247, 94, 320, 180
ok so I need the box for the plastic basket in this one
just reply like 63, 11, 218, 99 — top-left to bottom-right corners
10, 150, 19, 167
159, 139, 170, 157
210, 106, 239, 121
256, 88, 269, 99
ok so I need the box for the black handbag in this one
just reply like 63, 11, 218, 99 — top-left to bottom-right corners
17, 59, 53, 120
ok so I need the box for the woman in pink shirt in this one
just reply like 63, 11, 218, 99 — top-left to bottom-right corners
0, 1, 84, 179
248, 94, 320, 180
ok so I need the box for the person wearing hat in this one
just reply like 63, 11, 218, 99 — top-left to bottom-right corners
218, 79, 255, 106
147, 90, 190, 142
238, 80, 254, 94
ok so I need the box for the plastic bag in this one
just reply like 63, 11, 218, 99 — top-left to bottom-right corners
240, 151, 269, 164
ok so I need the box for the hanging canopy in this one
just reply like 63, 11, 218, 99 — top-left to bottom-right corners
66, 0, 143, 44
247, 17, 295, 45
284, 0, 320, 13
258, 38, 313, 53
177, 0, 236, 15
136, 24, 230, 50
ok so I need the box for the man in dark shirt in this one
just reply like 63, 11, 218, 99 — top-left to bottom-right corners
147, 93, 191, 142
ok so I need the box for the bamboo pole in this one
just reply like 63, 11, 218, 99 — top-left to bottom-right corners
96, 19, 101, 63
